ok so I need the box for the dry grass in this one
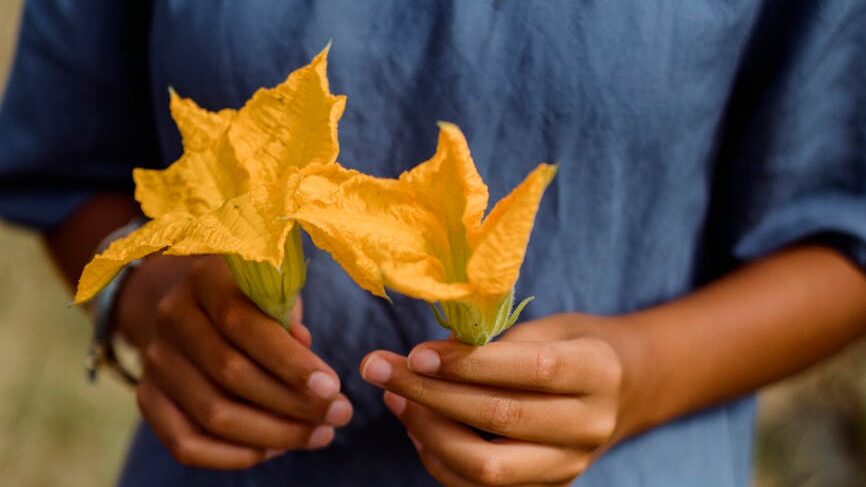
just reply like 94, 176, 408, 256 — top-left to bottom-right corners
1, 2, 135, 485
0, 222, 137, 487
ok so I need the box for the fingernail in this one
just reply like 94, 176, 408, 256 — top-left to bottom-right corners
383, 392, 407, 416
307, 425, 335, 449
325, 399, 353, 426
408, 348, 441, 374
264, 449, 286, 461
407, 432, 422, 451
361, 356, 392, 384
307, 371, 339, 399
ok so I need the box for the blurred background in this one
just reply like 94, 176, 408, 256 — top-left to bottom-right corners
0, 2, 137, 486
0, 1, 864, 485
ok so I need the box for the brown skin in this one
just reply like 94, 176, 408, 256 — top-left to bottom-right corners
49, 196, 866, 480
360, 245, 866, 486
47, 196, 353, 469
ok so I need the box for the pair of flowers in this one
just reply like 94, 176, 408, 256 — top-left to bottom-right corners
75, 47, 556, 346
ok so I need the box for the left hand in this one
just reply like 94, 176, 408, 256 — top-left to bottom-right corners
360, 313, 644, 486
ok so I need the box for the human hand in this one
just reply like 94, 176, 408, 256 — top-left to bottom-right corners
360, 313, 644, 486
120, 255, 353, 469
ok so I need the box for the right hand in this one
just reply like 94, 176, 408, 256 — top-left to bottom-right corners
116, 255, 352, 469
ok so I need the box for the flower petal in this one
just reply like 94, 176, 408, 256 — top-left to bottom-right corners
294, 168, 470, 301
135, 92, 242, 218
134, 148, 243, 218
466, 164, 557, 297
77, 175, 303, 304
166, 180, 301, 268
229, 45, 346, 186
76, 47, 345, 307
398, 123, 489, 281
169, 88, 236, 152
74, 213, 196, 303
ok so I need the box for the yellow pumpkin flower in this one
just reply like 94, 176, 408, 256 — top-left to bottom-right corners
297, 123, 557, 344
75, 46, 347, 328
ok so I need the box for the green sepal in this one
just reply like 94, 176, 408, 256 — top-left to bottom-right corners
224, 225, 306, 328
434, 288, 534, 346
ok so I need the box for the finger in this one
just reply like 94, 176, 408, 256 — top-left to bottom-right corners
291, 297, 304, 325
157, 291, 350, 426
289, 299, 312, 348
416, 451, 477, 487
189, 259, 341, 400
418, 451, 572, 487
290, 321, 313, 348
213, 301, 340, 399
145, 340, 334, 450
385, 393, 587, 485
417, 451, 565, 487
136, 375, 267, 470
406, 338, 620, 395
363, 352, 612, 446
497, 315, 578, 342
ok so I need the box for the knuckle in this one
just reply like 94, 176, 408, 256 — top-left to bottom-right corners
200, 401, 232, 433
551, 454, 590, 484
236, 454, 262, 470
155, 293, 178, 324
406, 375, 435, 403
189, 257, 211, 281
533, 345, 563, 386
421, 453, 454, 487
167, 436, 197, 466
605, 357, 624, 392
475, 456, 507, 485
143, 343, 164, 368
419, 452, 442, 480
583, 411, 617, 445
214, 350, 248, 386
449, 349, 482, 378
571, 456, 590, 477
218, 304, 246, 335
480, 395, 521, 433
591, 339, 624, 389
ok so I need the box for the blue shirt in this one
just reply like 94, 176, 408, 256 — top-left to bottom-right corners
2, 1, 864, 486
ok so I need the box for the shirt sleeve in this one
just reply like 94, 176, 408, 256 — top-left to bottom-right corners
0, 1, 159, 231
708, 0, 866, 272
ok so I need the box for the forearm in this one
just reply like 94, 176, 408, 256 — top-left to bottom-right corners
43, 194, 190, 349
620, 244, 866, 437
44, 193, 141, 288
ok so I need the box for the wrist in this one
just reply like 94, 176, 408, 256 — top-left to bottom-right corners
612, 306, 695, 441
87, 217, 148, 384
571, 312, 660, 444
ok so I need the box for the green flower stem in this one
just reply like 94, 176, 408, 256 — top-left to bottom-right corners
432, 289, 534, 346
224, 225, 307, 328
